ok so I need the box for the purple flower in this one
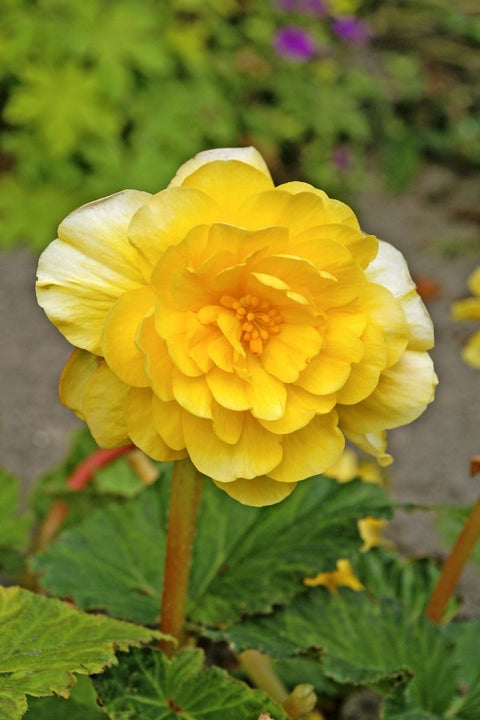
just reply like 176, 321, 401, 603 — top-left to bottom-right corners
331, 146, 351, 170
298, 0, 327, 16
332, 16, 370, 46
274, 26, 316, 61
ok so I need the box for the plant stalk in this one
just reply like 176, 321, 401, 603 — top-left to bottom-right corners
239, 650, 288, 705
426, 494, 480, 623
159, 458, 203, 656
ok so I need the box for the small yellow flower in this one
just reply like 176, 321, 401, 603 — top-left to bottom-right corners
324, 447, 386, 483
304, 559, 364, 593
36, 147, 437, 507
358, 517, 391, 552
452, 266, 480, 368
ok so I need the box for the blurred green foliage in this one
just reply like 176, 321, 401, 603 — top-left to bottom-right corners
0, 0, 479, 250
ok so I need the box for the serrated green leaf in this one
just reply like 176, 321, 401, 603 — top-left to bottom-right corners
217, 589, 458, 716
352, 549, 458, 619
33, 475, 391, 626
0, 586, 162, 720
93, 647, 288, 720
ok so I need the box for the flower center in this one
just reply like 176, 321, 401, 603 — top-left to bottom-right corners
221, 294, 283, 356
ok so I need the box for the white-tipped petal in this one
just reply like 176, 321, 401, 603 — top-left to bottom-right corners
168, 147, 272, 187
366, 240, 434, 351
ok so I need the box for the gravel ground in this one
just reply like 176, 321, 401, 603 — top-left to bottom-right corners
1, 164, 479, 613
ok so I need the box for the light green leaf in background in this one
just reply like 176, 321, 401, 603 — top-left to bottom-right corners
0, 586, 162, 720
32, 475, 391, 627
93, 647, 288, 720
0, 469, 32, 577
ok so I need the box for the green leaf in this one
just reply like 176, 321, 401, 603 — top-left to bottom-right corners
0, 470, 32, 577
0, 470, 32, 554
0, 586, 162, 720
33, 475, 391, 626
352, 549, 458, 619
24, 677, 104, 719
93, 647, 288, 720
217, 589, 458, 715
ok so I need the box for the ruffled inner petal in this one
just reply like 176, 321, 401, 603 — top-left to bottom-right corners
183, 412, 283, 483
269, 413, 344, 483
101, 286, 156, 387
125, 388, 186, 461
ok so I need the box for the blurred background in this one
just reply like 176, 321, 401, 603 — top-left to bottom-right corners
1, 0, 480, 607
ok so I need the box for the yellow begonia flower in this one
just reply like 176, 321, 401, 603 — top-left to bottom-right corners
36, 147, 437, 507
452, 266, 480, 369
304, 559, 364, 593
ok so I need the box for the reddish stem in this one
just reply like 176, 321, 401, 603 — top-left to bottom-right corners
159, 458, 203, 656
68, 444, 135, 490
426, 494, 480, 623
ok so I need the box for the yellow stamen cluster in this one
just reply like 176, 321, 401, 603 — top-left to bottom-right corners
222, 294, 283, 355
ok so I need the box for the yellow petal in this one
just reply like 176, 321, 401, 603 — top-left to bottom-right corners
172, 368, 213, 418
180, 160, 274, 219
245, 357, 287, 421
358, 518, 390, 552
59, 349, 99, 420
101, 286, 156, 387
211, 403, 245, 444
258, 386, 316, 434
214, 476, 297, 507
335, 322, 387, 405
304, 559, 364, 593
183, 413, 283, 483
293, 232, 365, 308
137, 315, 174, 401
468, 266, 480, 296
323, 448, 360, 482
125, 388, 186, 461
296, 353, 351, 395
128, 187, 221, 269
168, 147, 272, 187
338, 350, 438, 433
206, 367, 251, 411
36, 190, 150, 354
452, 297, 480, 322
276, 182, 361, 230
82, 362, 130, 448
343, 429, 393, 467
270, 413, 344, 483
366, 240, 434, 351
361, 282, 409, 367
462, 329, 480, 368
152, 396, 185, 451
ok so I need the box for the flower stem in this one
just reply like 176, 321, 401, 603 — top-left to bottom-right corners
426, 494, 480, 623
239, 650, 288, 705
159, 458, 203, 656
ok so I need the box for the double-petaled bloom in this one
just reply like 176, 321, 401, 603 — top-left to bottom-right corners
36, 148, 437, 506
